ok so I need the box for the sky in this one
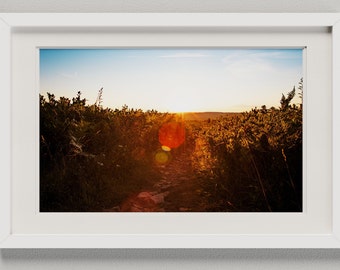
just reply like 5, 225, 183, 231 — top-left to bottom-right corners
40, 48, 303, 112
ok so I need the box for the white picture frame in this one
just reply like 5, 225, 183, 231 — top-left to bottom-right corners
0, 13, 339, 248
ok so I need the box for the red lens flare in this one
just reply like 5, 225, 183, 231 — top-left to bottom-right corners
158, 122, 185, 149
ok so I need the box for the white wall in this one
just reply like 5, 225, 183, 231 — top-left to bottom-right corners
1, 1, 340, 269
0, 0, 340, 13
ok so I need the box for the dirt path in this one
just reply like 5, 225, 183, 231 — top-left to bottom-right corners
118, 148, 206, 212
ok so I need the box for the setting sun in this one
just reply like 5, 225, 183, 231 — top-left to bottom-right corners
165, 96, 203, 113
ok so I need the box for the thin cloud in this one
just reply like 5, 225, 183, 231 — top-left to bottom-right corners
222, 50, 300, 64
160, 53, 210, 58
253, 51, 301, 60
58, 71, 78, 79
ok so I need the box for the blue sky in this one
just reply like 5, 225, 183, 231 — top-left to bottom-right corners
40, 48, 303, 112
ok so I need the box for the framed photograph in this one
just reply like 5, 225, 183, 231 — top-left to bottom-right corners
0, 13, 339, 248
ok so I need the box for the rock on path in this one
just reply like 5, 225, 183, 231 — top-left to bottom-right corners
116, 149, 206, 212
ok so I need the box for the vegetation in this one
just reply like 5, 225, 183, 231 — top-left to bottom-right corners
192, 103, 302, 211
40, 84, 302, 212
40, 91, 174, 211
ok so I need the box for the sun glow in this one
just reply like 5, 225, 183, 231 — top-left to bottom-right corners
165, 95, 204, 113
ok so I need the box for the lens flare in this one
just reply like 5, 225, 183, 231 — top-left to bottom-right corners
154, 150, 170, 165
158, 122, 185, 149
161, 145, 171, 152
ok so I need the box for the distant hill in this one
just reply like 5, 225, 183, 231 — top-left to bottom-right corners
181, 112, 241, 121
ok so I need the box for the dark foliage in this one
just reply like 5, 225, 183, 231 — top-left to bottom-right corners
40, 85, 302, 212
40, 91, 173, 211
192, 88, 302, 212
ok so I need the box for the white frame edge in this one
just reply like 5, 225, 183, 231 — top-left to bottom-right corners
0, 13, 340, 249
0, 17, 11, 247
333, 18, 340, 241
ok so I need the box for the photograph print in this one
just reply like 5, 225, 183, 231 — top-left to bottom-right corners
39, 48, 303, 212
